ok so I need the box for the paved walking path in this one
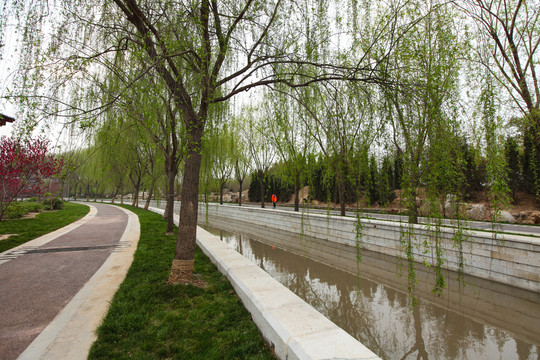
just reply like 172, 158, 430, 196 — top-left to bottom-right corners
0, 202, 140, 360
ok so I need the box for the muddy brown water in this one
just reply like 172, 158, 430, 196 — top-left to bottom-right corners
204, 220, 540, 360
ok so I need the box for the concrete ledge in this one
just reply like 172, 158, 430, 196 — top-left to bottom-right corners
196, 227, 380, 360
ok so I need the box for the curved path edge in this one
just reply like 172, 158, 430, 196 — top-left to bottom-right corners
17, 204, 141, 360
0, 204, 98, 265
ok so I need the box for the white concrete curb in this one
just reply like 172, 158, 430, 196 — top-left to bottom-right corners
17, 204, 141, 360
144, 205, 380, 360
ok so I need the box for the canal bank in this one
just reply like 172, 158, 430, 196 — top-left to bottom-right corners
145, 205, 380, 360
199, 203, 540, 293
207, 224, 539, 359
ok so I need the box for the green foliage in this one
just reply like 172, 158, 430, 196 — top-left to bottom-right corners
248, 171, 293, 203
43, 196, 64, 210
378, 156, 394, 206
89, 206, 275, 360
3, 201, 43, 219
504, 136, 522, 199
522, 124, 540, 196
308, 155, 336, 203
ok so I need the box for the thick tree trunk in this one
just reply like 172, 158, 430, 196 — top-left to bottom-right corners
258, 169, 265, 208
238, 180, 243, 206
168, 144, 202, 284
144, 187, 153, 210
294, 171, 300, 212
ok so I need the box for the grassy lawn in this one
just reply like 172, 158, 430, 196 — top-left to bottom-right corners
89, 205, 275, 360
0, 202, 90, 253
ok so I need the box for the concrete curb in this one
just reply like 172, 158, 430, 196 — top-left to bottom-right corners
144, 205, 379, 360
17, 204, 141, 360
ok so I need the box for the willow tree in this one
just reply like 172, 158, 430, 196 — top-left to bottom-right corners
243, 103, 277, 208
455, 0, 540, 199
381, 0, 462, 224
379, 0, 464, 302
267, 86, 314, 212
231, 117, 250, 206
4, 0, 406, 284
208, 124, 234, 205
290, 81, 380, 216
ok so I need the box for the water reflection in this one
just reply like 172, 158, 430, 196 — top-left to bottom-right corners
206, 223, 540, 360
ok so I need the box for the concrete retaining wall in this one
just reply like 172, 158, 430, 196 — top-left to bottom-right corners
199, 203, 540, 293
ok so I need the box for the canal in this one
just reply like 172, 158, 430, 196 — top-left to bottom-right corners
204, 222, 540, 360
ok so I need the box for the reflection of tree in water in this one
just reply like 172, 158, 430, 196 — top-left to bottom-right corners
400, 305, 428, 360
215, 229, 539, 360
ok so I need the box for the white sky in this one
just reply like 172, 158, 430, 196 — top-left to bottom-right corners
0, 16, 18, 138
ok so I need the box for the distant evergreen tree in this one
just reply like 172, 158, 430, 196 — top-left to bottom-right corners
379, 156, 394, 206
248, 171, 293, 203
522, 125, 539, 195
504, 136, 522, 201
393, 152, 403, 190
368, 155, 379, 205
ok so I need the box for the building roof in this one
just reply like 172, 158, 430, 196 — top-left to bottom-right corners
0, 114, 15, 127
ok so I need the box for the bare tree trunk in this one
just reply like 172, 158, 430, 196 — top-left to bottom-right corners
294, 171, 300, 212
144, 187, 153, 210
258, 169, 265, 208
219, 181, 224, 205
409, 187, 419, 224
111, 186, 118, 204
165, 165, 176, 233
132, 181, 140, 207
337, 167, 346, 216
238, 179, 243, 206
169, 141, 202, 284
163, 156, 177, 233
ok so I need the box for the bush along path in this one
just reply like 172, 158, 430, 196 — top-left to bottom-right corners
0, 202, 90, 253
88, 205, 276, 360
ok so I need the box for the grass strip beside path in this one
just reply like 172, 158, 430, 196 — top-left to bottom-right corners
0, 202, 90, 253
89, 205, 276, 360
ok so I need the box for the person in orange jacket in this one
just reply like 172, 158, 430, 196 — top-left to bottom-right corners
272, 194, 277, 208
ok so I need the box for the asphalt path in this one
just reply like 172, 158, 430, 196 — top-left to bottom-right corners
0, 203, 129, 360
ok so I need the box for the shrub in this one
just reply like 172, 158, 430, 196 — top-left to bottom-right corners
43, 197, 64, 210
4, 201, 43, 219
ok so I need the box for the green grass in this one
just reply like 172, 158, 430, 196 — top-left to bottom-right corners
88, 205, 276, 360
0, 202, 90, 253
